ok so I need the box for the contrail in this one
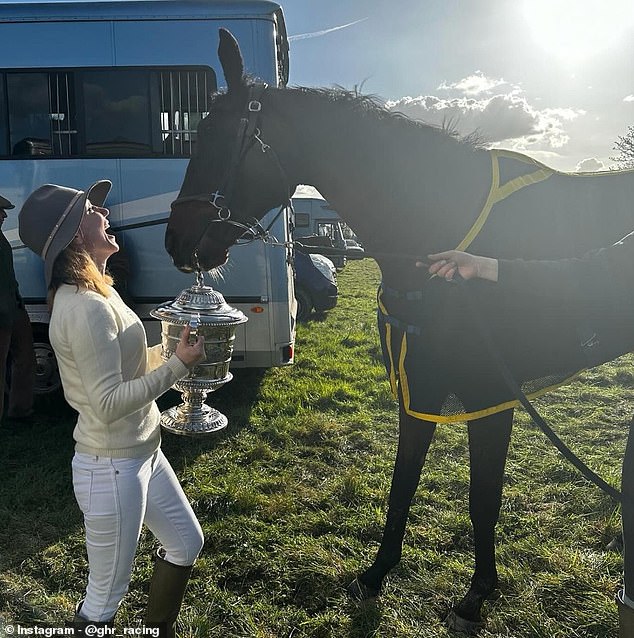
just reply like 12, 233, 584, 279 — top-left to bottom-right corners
289, 17, 368, 41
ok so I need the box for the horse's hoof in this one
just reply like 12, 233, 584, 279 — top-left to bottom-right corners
444, 609, 485, 635
347, 577, 380, 601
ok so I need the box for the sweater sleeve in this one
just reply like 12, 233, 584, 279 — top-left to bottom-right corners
67, 295, 189, 422
496, 231, 634, 307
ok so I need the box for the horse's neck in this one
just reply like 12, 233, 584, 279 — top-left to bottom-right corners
269, 88, 491, 288
265, 89, 634, 290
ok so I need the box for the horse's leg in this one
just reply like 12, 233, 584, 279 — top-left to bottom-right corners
348, 397, 437, 599
446, 408, 513, 633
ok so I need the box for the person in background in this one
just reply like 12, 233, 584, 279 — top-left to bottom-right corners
0, 193, 35, 426
19, 182, 206, 637
425, 236, 634, 638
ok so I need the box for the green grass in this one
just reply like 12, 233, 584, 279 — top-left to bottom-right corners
0, 259, 628, 637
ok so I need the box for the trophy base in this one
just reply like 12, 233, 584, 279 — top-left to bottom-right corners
160, 403, 228, 436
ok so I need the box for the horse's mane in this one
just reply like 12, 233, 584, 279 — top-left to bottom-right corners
210, 80, 486, 150
292, 85, 487, 150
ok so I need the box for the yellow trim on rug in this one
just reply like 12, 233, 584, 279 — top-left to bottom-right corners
378, 148, 592, 423
379, 282, 585, 423
455, 149, 555, 252
400, 341, 582, 424
405, 373, 583, 422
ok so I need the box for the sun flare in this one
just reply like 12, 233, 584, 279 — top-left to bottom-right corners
522, 0, 634, 62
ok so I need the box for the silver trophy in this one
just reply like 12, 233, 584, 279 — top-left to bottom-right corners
150, 272, 248, 435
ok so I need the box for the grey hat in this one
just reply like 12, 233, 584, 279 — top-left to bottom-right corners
0, 194, 15, 210
19, 180, 112, 288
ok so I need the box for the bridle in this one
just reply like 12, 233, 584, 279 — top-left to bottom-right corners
171, 83, 293, 269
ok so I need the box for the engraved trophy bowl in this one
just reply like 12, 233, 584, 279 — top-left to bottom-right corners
150, 272, 248, 435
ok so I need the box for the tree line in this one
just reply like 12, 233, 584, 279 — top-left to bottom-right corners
612, 125, 634, 169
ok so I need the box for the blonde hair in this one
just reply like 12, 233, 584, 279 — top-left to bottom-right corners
48, 242, 113, 307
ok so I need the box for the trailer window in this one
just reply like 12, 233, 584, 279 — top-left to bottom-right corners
82, 70, 152, 156
317, 222, 338, 239
6, 71, 76, 157
49, 72, 77, 156
8, 73, 52, 155
0, 66, 216, 159
160, 69, 213, 155
317, 221, 346, 249
294, 212, 310, 228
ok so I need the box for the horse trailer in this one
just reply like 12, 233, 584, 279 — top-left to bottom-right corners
291, 185, 365, 266
291, 186, 350, 268
0, 0, 295, 395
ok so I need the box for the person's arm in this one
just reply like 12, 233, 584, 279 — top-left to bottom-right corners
66, 295, 203, 422
426, 231, 634, 306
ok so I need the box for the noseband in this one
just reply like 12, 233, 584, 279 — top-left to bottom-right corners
171, 84, 292, 268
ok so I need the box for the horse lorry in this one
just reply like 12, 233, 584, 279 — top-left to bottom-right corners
0, 0, 296, 395
292, 185, 366, 267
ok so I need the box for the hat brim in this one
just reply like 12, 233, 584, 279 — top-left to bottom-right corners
0, 195, 15, 210
44, 179, 112, 288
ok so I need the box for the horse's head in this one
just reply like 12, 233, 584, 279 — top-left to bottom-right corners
166, 28, 292, 271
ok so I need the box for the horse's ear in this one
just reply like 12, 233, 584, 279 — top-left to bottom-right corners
218, 28, 245, 93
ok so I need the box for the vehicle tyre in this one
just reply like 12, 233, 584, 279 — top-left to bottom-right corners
295, 288, 313, 322
31, 324, 62, 396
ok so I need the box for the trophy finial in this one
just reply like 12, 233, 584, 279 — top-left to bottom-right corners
195, 269, 205, 289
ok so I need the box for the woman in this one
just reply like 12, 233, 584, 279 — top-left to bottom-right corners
426, 234, 634, 638
18, 181, 206, 636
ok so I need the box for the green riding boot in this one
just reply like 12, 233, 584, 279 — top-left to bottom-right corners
617, 589, 634, 638
144, 550, 194, 638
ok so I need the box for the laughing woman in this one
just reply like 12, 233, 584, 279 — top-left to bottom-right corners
18, 182, 205, 636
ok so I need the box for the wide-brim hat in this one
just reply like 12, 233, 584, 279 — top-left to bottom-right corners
0, 195, 15, 210
19, 180, 111, 288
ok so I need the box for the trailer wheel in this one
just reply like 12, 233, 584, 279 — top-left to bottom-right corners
32, 325, 62, 395
295, 288, 313, 322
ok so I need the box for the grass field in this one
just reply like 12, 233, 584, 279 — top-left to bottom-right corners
0, 258, 630, 637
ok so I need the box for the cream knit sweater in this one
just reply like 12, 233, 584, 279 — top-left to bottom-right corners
49, 284, 189, 458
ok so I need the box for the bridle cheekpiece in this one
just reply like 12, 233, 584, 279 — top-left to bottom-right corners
171, 84, 293, 268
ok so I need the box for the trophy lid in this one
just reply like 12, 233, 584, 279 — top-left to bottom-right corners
150, 272, 247, 326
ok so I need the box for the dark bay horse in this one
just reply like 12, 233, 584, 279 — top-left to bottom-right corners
166, 29, 634, 632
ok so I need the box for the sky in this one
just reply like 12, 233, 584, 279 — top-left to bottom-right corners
281, 0, 634, 172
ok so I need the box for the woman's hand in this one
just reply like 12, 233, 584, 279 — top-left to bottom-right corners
423, 250, 499, 282
175, 325, 206, 369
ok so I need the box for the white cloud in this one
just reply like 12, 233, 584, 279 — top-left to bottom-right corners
624, 95, 634, 102
575, 157, 606, 172
387, 75, 585, 154
438, 71, 508, 96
